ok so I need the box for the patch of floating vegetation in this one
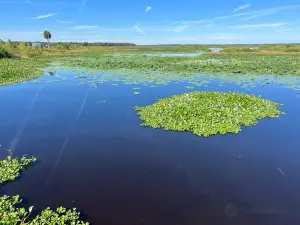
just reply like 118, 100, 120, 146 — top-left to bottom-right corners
0, 153, 36, 184
45, 62, 300, 91
63, 54, 300, 76
0, 58, 50, 86
134, 92, 140, 95
0, 154, 89, 224
135, 92, 283, 137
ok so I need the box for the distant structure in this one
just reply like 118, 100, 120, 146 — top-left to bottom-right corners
32, 42, 42, 48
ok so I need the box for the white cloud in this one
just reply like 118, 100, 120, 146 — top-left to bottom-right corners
205, 23, 216, 28
169, 25, 188, 32
145, 6, 152, 12
215, 12, 250, 20
56, 20, 75, 24
30, 13, 57, 20
216, 5, 300, 21
230, 23, 286, 29
172, 20, 206, 25
242, 6, 300, 21
71, 25, 99, 30
276, 28, 291, 32
182, 20, 206, 25
59, 35, 106, 39
209, 34, 244, 40
132, 24, 147, 36
233, 4, 251, 12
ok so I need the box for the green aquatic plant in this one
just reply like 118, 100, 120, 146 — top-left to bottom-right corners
135, 92, 283, 137
64, 54, 300, 76
0, 196, 88, 225
0, 154, 36, 184
133, 92, 140, 95
0, 155, 89, 224
0, 58, 50, 86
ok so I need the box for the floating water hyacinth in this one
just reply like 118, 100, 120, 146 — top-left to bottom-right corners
135, 92, 284, 137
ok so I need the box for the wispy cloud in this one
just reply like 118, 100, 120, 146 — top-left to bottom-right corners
132, 24, 147, 36
59, 35, 106, 39
145, 6, 152, 12
230, 23, 286, 29
30, 13, 57, 20
276, 28, 291, 32
215, 12, 250, 20
216, 5, 300, 21
71, 25, 99, 30
79, 0, 88, 12
169, 25, 189, 32
233, 4, 251, 12
56, 20, 75, 24
242, 5, 300, 20
209, 34, 244, 40
172, 20, 206, 25
205, 22, 216, 28
182, 20, 206, 25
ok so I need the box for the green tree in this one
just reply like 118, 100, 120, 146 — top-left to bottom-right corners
18, 41, 26, 52
5, 39, 14, 49
43, 31, 52, 48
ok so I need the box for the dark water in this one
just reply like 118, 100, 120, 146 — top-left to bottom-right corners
1, 72, 300, 225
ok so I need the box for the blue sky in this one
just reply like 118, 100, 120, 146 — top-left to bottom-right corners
0, 0, 300, 44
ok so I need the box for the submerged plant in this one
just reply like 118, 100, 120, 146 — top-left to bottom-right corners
135, 92, 283, 137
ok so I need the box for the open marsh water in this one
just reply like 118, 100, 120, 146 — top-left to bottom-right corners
1, 69, 300, 225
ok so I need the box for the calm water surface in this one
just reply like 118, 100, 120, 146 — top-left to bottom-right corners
1, 71, 300, 225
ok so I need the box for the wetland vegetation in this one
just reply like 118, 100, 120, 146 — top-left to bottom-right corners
135, 92, 283, 137
1, 43, 300, 87
0, 154, 89, 224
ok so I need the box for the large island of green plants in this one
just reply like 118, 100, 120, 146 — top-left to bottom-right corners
135, 92, 283, 137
